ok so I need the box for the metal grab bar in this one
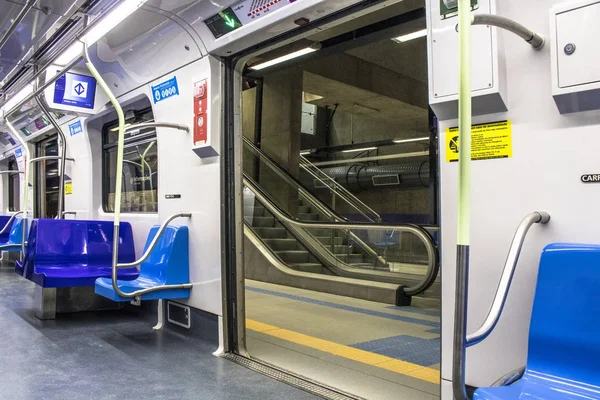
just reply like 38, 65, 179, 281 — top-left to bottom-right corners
35, 96, 68, 219
111, 212, 192, 299
117, 213, 192, 269
62, 211, 77, 217
0, 170, 23, 174
244, 178, 439, 295
126, 122, 190, 133
0, 211, 23, 235
453, 211, 550, 400
29, 156, 75, 163
466, 212, 551, 346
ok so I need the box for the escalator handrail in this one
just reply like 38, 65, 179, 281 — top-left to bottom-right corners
244, 138, 386, 266
299, 154, 381, 222
244, 137, 378, 223
247, 171, 388, 269
246, 180, 429, 286
244, 177, 440, 296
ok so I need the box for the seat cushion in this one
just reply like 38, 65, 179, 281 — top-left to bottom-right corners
32, 264, 139, 288
474, 375, 597, 400
95, 277, 190, 302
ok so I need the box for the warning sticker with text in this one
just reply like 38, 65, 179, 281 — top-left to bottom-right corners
446, 121, 512, 163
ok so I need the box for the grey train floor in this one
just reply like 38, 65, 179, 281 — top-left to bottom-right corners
0, 270, 317, 400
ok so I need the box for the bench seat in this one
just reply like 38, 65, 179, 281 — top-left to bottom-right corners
16, 219, 138, 288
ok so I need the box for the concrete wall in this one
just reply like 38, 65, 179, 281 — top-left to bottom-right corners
253, 47, 431, 220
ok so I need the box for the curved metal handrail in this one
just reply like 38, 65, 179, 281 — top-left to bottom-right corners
36, 96, 68, 219
29, 156, 75, 163
244, 178, 439, 295
111, 212, 192, 299
0, 211, 23, 235
466, 211, 551, 346
0, 170, 23, 174
453, 211, 550, 400
125, 122, 189, 133
244, 224, 404, 293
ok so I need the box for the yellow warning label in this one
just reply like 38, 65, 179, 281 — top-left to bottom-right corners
446, 121, 512, 163
65, 182, 73, 195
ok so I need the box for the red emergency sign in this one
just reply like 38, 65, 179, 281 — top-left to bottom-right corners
193, 80, 208, 145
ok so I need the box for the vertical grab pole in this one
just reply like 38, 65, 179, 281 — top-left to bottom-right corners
453, 0, 473, 399
5, 120, 31, 260
83, 43, 125, 293
35, 97, 67, 219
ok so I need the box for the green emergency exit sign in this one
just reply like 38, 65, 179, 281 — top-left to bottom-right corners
440, 0, 478, 19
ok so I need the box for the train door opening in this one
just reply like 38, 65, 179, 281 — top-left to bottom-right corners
35, 135, 60, 219
236, 5, 440, 400
7, 157, 19, 212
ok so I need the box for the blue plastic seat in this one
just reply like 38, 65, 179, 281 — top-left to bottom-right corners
95, 225, 191, 301
15, 219, 138, 287
0, 215, 13, 244
474, 243, 600, 400
1, 216, 27, 253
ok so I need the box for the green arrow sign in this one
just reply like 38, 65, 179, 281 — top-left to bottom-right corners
223, 14, 236, 28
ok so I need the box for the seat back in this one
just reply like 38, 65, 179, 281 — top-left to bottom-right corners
25, 219, 136, 267
528, 243, 600, 386
0, 215, 12, 242
8, 216, 26, 245
140, 225, 189, 284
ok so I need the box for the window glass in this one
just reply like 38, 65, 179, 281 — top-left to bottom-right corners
103, 109, 158, 213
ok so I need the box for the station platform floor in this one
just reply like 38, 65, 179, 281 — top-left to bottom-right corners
0, 269, 316, 400
245, 279, 441, 400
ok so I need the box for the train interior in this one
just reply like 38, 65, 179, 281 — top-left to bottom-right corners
0, 1, 598, 400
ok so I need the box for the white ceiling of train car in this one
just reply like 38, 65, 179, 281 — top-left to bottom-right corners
0, 0, 87, 84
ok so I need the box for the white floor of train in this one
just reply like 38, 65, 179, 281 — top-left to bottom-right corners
245, 280, 441, 400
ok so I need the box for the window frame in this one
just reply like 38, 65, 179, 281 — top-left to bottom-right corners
101, 107, 159, 214
7, 157, 19, 212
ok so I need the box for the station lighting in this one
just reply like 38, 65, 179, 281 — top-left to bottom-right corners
392, 29, 427, 43
249, 43, 321, 70
342, 147, 378, 153
393, 136, 430, 144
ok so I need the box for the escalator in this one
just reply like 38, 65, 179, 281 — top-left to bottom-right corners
243, 138, 440, 304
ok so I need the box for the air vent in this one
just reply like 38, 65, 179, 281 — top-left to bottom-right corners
167, 301, 191, 329
372, 174, 400, 187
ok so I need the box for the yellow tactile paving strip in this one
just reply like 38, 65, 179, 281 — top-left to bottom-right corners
247, 319, 440, 384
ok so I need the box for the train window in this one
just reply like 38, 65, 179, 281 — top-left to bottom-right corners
8, 158, 19, 212
102, 109, 158, 213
